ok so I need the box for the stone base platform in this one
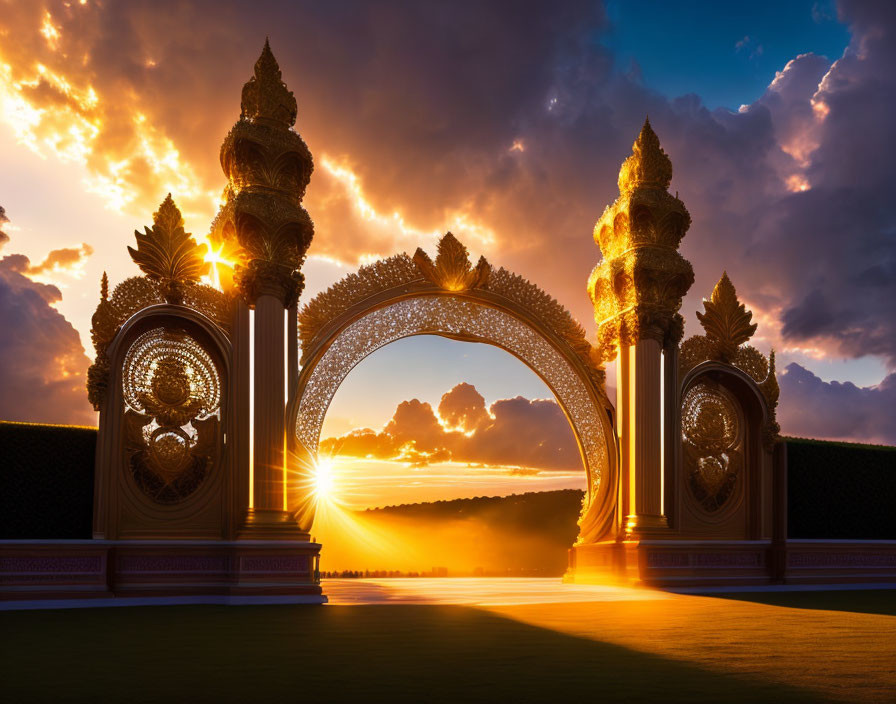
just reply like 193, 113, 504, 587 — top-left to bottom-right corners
0, 539, 325, 607
566, 539, 896, 587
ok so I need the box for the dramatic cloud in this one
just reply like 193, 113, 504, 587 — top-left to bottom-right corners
0, 210, 95, 425
438, 382, 490, 433
25, 242, 93, 276
778, 363, 896, 445
321, 382, 581, 471
738, 0, 896, 365
0, 206, 8, 249
0, 1, 894, 438
325, 369, 896, 460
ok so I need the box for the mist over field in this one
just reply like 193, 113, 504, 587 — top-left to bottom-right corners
313, 490, 583, 575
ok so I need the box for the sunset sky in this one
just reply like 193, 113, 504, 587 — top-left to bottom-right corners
1, 0, 894, 506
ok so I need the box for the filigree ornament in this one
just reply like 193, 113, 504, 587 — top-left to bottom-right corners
298, 254, 422, 349
127, 195, 207, 304
122, 328, 220, 504
696, 272, 757, 362
682, 382, 743, 512
86, 273, 232, 411
589, 119, 694, 358
413, 232, 490, 291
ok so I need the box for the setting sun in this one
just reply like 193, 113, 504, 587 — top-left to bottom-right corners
313, 457, 336, 500
203, 241, 237, 290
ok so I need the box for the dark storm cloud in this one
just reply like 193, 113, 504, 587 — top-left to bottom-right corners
0, 235, 96, 426
746, 0, 896, 364
320, 382, 581, 470
778, 362, 896, 445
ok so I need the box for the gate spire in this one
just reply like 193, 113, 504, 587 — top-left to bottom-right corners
211, 40, 315, 538
588, 118, 694, 536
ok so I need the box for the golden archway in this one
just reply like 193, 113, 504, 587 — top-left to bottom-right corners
287, 233, 618, 544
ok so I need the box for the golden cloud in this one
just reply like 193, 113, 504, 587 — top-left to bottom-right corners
321, 382, 581, 471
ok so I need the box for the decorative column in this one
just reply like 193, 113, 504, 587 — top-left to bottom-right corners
588, 119, 694, 536
211, 40, 315, 538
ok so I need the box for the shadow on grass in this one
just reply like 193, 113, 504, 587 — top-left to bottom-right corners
707, 589, 896, 617
1, 604, 827, 703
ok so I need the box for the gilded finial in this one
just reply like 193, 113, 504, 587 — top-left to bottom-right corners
413, 232, 490, 292
100, 271, 109, 301
152, 193, 183, 232
240, 39, 298, 127
617, 117, 673, 193
128, 194, 206, 304
696, 271, 757, 362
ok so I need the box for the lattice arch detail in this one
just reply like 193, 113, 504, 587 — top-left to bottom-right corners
287, 234, 618, 544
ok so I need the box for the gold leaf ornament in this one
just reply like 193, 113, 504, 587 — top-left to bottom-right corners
127, 194, 207, 303
696, 272, 757, 361
413, 232, 490, 291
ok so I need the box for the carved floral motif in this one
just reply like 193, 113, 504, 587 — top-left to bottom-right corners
695, 272, 757, 362
680, 272, 780, 447
681, 381, 743, 512
127, 194, 206, 305
413, 232, 490, 291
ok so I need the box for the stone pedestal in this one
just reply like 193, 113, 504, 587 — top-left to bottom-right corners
0, 539, 325, 606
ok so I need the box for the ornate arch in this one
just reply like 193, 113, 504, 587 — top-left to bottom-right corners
287, 234, 618, 543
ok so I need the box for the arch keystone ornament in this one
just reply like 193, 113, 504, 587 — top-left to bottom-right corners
412, 231, 490, 291
288, 232, 618, 546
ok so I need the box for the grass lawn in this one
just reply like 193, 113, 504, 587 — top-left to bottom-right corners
2, 589, 894, 702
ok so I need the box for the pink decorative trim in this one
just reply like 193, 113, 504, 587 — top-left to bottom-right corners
240, 556, 309, 573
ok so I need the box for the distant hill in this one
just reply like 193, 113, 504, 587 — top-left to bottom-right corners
363, 489, 584, 546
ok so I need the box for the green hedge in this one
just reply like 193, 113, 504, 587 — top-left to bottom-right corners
0, 421, 96, 539
786, 437, 896, 539
2, 422, 894, 541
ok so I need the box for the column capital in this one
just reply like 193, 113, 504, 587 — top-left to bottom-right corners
237, 260, 304, 308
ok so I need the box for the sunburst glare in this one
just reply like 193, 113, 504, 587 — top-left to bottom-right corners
313, 456, 336, 500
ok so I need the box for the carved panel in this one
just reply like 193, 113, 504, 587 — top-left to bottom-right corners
681, 381, 744, 513
121, 327, 222, 505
